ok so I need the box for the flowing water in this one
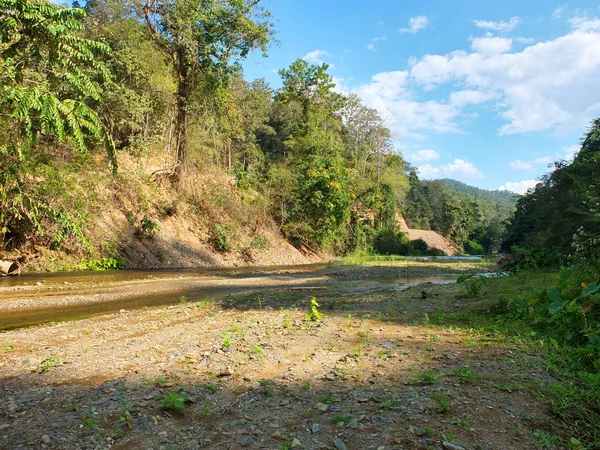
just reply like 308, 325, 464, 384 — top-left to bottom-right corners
0, 264, 473, 331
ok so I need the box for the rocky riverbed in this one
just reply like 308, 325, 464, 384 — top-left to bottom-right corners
0, 262, 556, 449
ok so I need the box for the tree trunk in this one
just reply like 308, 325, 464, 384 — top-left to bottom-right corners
174, 58, 190, 178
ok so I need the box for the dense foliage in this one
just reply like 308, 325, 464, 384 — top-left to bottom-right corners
503, 120, 600, 265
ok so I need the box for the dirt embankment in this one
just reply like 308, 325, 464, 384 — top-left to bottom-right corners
6, 152, 323, 273
397, 215, 460, 256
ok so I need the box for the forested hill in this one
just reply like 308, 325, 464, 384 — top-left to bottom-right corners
437, 179, 518, 205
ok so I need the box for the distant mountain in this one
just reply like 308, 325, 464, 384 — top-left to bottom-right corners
436, 179, 519, 205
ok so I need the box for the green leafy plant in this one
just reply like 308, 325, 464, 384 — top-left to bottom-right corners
41, 356, 57, 373
457, 273, 488, 298
306, 297, 323, 321
161, 392, 186, 411
431, 391, 451, 413
330, 413, 351, 426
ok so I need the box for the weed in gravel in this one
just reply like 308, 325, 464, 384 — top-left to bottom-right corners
327, 342, 341, 351
259, 378, 274, 397
493, 381, 521, 392
221, 333, 232, 349
1, 343, 13, 352
320, 392, 337, 404
406, 369, 439, 385
453, 418, 472, 428
282, 312, 292, 329
451, 366, 477, 383
81, 417, 100, 431
419, 426, 435, 437
443, 429, 456, 443
306, 297, 324, 322
199, 383, 219, 393
330, 413, 351, 427
161, 392, 186, 411
431, 391, 451, 413
349, 343, 364, 359
251, 345, 263, 358
154, 376, 168, 386
41, 356, 57, 373
377, 350, 390, 361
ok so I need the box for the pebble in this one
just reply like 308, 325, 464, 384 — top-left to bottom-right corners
291, 438, 301, 447
311, 424, 320, 433
442, 442, 466, 450
333, 439, 347, 450
41, 435, 51, 444
271, 431, 282, 439
316, 402, 328, 411
229, 444, 242, 450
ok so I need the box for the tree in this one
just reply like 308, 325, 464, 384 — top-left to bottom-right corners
0, 0, 115, 166
140, 0, 273, 175
0, 0, 115, 248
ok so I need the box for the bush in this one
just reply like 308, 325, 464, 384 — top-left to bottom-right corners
464, 239, 484, 255
408, 239, 428, 256
209, 223, 232, 253
373, 227, 408, 255
249, 235, 271, 250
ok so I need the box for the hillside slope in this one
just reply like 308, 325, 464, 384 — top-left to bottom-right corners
397, 216, 460, 256
5, 152, 322, 272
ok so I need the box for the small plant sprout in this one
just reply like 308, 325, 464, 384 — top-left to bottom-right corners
306, 297, 324, 321
431, 391, 451, 413
41, 356, 58, 373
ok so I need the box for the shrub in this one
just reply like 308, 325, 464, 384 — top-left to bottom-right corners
373, 227, 408, 255
408, 238, 428, 255
457, 273, 488, 298
464, 239, 484, 255
209, 223, 232, 253
249, 235, 271, 250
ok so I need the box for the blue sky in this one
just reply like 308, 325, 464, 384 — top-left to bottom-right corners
243, 0, 600, 193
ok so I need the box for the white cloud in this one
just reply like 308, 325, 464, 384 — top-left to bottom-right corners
498, 179, 538, 194
514, 37, 536, 44
353, 70, 461, 139
303, 49, 331, 65
448, 89, 500, 107
552, 6, 566, 20
410, 30, 600, 135
473, 16, 521, 32
562, 144, 580, 160
417, 164, 441, 178
508, 160, 533, 170
367, 37, 388, 51
444, 159, 483, 178
408, 149, 440, 162
569, 16, 600, 32
471, 36, 513, 55
418, 159, 483, 180
400, 15, 429, 34
534, 156, 553, 164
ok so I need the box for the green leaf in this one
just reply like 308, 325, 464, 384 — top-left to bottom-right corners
548, 299, 567, 315
581, 282, 600, 297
